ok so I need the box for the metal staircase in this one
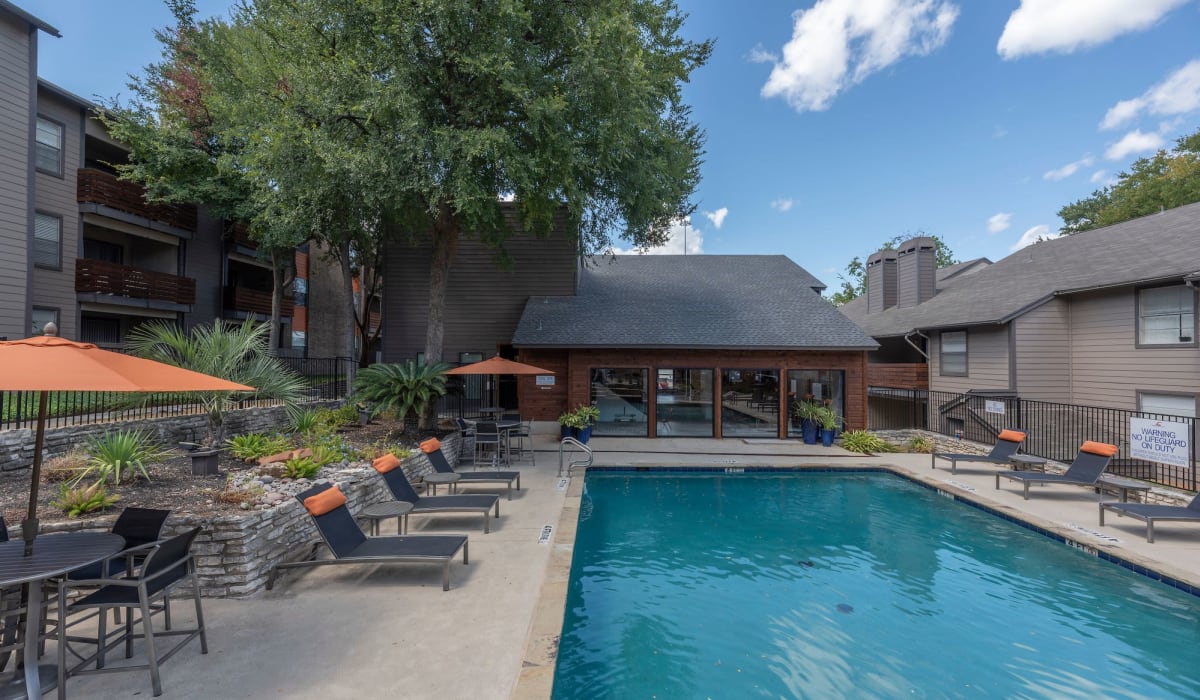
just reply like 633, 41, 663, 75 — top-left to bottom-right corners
558, 437, 593, 477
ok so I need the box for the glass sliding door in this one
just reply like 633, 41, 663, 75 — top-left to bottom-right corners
655, 369, 713, 437
591, 368, 648, 436
786, 370, 846, 438
720, 369, 779, 437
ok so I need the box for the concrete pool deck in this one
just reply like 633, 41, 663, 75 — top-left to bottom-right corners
68, 428, 1200, 699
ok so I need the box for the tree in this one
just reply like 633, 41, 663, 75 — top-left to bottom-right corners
353, 361, 451, 433
186, 0, 710, 371
827, 234, 957, 306
1058, 127, 1200, 234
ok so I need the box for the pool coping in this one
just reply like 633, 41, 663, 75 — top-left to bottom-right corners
512, 462, 1200, 699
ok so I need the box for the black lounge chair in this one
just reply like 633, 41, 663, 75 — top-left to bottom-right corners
421, 438, 520, 500
932, 429, 1026, 473
375, 455, 501, 533
268, 483, 468, 592
996, 441, 1117, 500
1100, 493, 1200, 543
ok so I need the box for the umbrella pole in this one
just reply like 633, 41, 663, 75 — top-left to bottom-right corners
23, 391, 47, 556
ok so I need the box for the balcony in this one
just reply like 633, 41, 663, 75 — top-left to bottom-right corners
75, 258, 196, 306
228, 222, 257, 250
225, 286, 294, 318
77, 168, 197, 232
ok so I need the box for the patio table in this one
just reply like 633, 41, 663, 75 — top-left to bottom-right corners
1, 532, 124, 700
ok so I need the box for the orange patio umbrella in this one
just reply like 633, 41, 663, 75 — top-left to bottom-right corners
0, 326, 254, 554
445, 356, 554, 412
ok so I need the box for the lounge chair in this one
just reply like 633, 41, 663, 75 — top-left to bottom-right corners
932, 429, 1026, 473
374, 454, 501, 533
1100, 493, 1200, 543
420, 438, 520, 500
995, 440, 1118, 500
267, 483, 468, 592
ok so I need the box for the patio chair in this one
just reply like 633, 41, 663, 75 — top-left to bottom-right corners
932, 429, 1026, 473
55, 527, 207, 698
1099, 493, 1200, 543
474, 421, 505, 466
420, 438, 520, 500
995, 441, 1118, 500
0, 515, 6, 542
374, 454, 501, 533
69, 507, 172, 580
503, 417, 534, 464
267, 483, 468, 592
455, 417, 476, 460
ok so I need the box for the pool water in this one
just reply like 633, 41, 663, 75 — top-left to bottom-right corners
552, 472, 1200, 699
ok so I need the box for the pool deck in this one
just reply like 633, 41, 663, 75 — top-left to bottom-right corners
68, 428, 1200, 699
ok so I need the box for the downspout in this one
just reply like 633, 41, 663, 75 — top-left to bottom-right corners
903, 330, 929, 360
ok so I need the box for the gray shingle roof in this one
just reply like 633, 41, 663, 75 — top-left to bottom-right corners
513, 255, 878, 349
842, 202, 1200, 337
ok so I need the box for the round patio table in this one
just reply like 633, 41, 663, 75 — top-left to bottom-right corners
423, 472, 460, 496
0, 532, 125, 700
358, 501, 414, 536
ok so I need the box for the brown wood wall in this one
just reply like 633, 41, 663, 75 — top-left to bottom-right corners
517, 347, 869, 438
867, 362, 928, 389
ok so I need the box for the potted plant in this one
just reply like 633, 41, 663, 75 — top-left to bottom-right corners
813, 406, 843, 447
558, 411, 581, 440
792, 400, 821, 445
357, 402, 373, 427
576, 404, 600, 443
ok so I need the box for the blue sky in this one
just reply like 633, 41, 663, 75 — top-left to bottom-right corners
23, 0, 1200, 289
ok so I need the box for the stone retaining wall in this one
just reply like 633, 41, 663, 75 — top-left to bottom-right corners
35, 432, 463, 598
0, 401, 340, 477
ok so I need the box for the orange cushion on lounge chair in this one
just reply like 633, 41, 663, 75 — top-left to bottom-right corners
420, 438, 441, 454
1080, 440, 1119, 457
303, 485, 346, 516
997, 429, 1026, 443
373, 453, 401, 474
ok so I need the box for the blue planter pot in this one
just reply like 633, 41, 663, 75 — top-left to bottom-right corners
820, 428, 835, 447
574, 425, 592, 444
560, 425, 573, 440
801, 420, 818, 445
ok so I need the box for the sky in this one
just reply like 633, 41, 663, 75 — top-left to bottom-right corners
21, 0, 1200, 289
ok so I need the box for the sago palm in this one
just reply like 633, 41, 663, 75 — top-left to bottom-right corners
126, 319, 307, 446
353, 360, 450, 431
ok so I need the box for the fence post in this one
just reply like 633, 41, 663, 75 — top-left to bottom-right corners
1015, 397, 1022, 431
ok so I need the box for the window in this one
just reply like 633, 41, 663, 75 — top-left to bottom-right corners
720, 368, 779, 438
940, 331, 967, 375
786, 370, 845, 438
590, 368, 648, 437
83, 238, 123, 264
35, 117, 63, 175
655, 369, 713, 437
33, 213, 62, 269
31, 308, 57, 336
81, 316, 122, 345
1138, 285, 1195, 345
1139, 393, 1197, 419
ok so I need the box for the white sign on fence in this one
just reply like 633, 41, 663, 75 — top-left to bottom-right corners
1129, 417, 1192, 468
984, 400, 1005, 415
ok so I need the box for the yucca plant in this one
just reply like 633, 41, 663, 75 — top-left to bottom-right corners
126, 318, 308, 447
353, 360, 451, 431
82, 428, 170, 484
282, 455, 321, 479
839, 430, 896, 455
907, 435, 935, 453
226, 432, 292, 460
52, 481, 120, 517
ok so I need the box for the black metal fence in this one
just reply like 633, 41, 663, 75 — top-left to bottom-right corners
0, 356, 355, 432
435, 374, 492, 419
869, 387, 1197, 491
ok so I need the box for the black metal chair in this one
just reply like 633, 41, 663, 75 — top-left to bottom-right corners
474, 421, 504, 465
55, 527, 207, 698
0, 515, 7, 542
70, 508, 172, 580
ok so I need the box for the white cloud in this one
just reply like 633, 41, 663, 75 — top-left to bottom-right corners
1100, 60, 1200, 130
992, 125, 1008, 139
987, 212, 1012, 233
611, 218, 703, 255
759, 0, 958, 112
1043, 155, 1094, 181
770, 197, 794, 212
1089, 169, 1107, 184
703, 207, 729, 229
1105, 129, 1166, 160
748, 45, 777, 64
997, 0, 1189, 59
1010, 224, 1057, 251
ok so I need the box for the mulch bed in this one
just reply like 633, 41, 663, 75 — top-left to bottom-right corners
0, 419, 442, 526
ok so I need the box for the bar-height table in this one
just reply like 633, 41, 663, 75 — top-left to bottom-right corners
1, 532, 125, 699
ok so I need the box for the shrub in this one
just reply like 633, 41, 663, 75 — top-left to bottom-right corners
352, 361, 451, 430
305, 433, 365, 463
217, 482, 263, 507
907, 435, 934, 453
283, 456, 321, 479
366, 440, 413, 461
226, 432, 292, 460
331, 403, 360, 426
82, 428, 170, 484
52, 482, 120, 517
42, 449, 89, 483
839, 430, 896, 455
290, 409, 332, 437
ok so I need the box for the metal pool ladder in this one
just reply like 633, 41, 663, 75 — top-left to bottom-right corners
558, 437, 593, 477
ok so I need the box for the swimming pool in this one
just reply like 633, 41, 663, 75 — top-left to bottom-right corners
552, 471, 1200, 698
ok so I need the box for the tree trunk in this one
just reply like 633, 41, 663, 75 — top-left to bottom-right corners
336, 236, 358, 392
269, 249, 283, 355
422, 199, 460, 428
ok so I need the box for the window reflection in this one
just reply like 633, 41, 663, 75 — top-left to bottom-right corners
591, 368, 648, 436
720, 369, 779, 437
787, 370, 845, 437
655, 369, 713, 437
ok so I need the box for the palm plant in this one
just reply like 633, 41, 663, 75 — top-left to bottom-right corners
126, 318, 308, 446
353, 360, 451, 431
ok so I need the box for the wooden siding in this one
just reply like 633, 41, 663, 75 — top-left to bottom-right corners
518, 347, 869, 435
383, 227, 578, 362
867, 363, 928, 389
929, 325, 1011, 393
31, 89, 81, 339
0, 16, 32, 339
1013, 298, 1071, 402
1068, 288, 1200, 410
184, 208, 226, 328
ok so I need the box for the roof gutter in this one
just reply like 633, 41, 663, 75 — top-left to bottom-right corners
903, 330, 929, 360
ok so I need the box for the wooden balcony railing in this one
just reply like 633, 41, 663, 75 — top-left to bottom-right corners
77, 168, 197, 232
75, 258, 197, 305
229, 221, 257, 249
225, 286, 294, 317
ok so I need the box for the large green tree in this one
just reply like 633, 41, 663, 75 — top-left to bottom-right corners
828, 234, 957, 306
1058, 127, 1200, 234
186, 0, 710, 367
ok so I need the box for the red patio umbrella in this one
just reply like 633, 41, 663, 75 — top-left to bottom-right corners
0, 325, 254, 554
